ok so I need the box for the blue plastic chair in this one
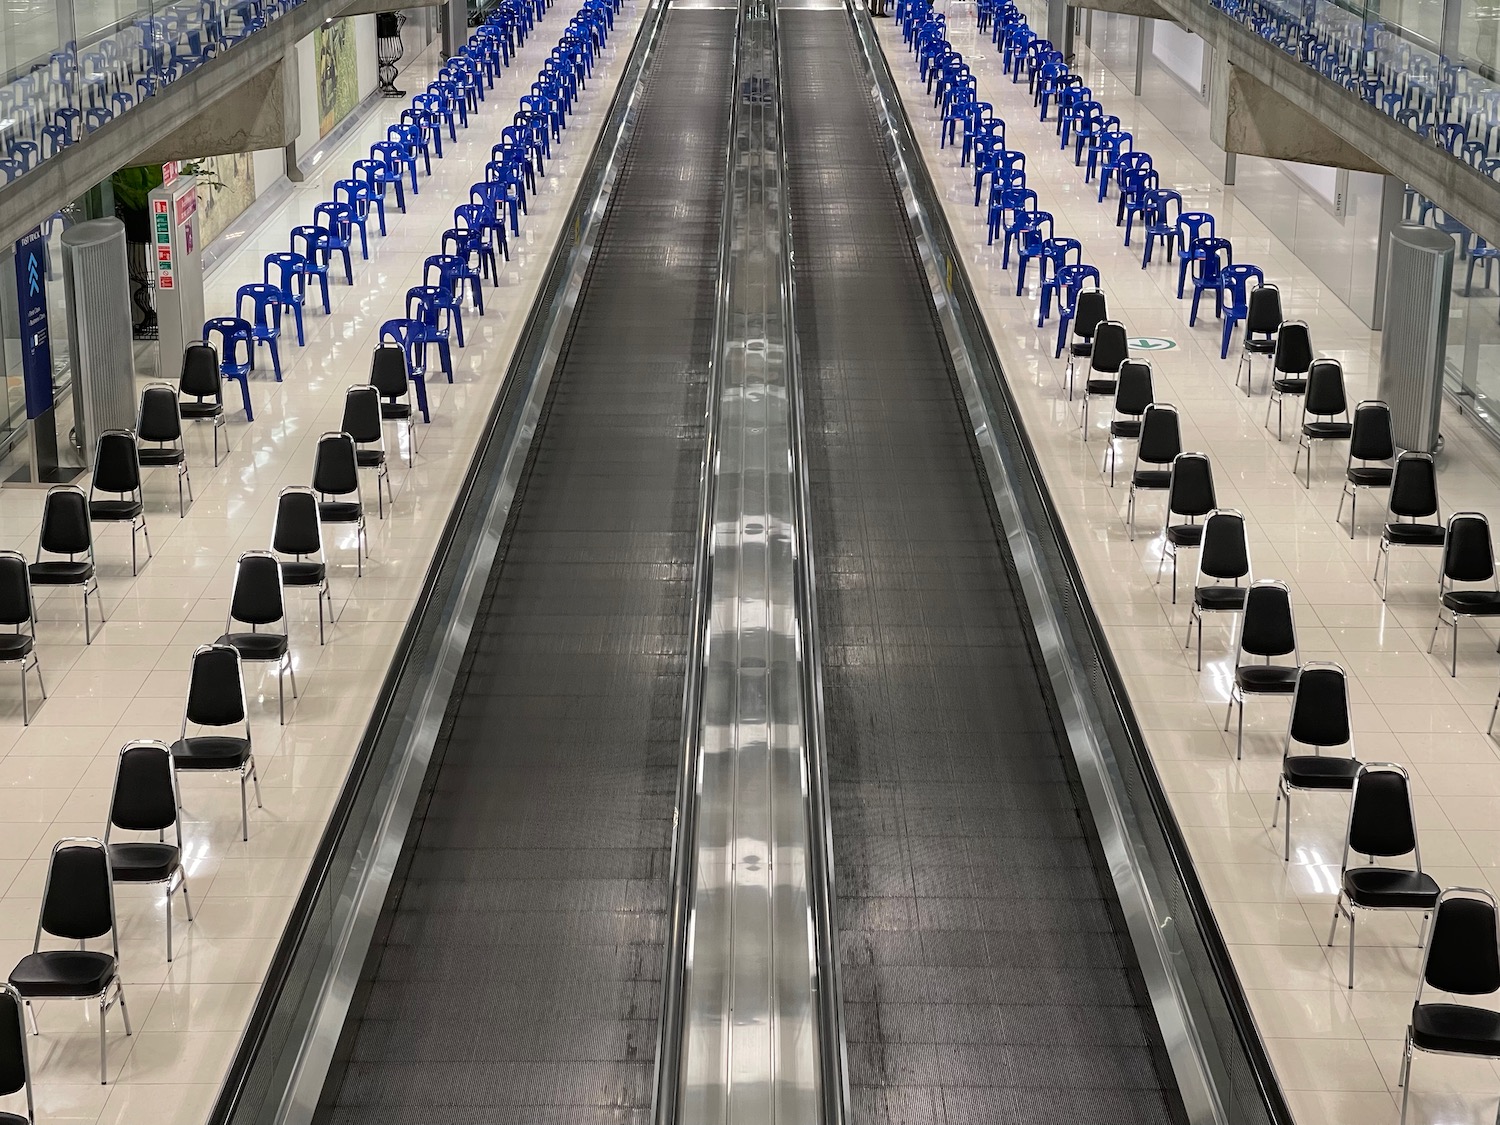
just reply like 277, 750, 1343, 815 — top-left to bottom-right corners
405, 287, 458, 378
987, 185, 1035, 247
312, 202, 356, 283
263, 252, 312, 341
1467, 237, 1500, 293
425, 254, 484, 317
1003, 208, 1049, 270
1088, 129, 1131, 186
202, 317, 255, 420
334, 178, 379, 247
1013, 222, 1061, 295
378, 319, 431, 423
371, 140, 418, 197
235, 283, 284, 381
353, 157, 404, 215
1187, 238, 1233, 325
1173, 213, 1217, 296
1052, 266, 1103, 358
1117, 166, 1160, 240
1035, 238, 1083, 322
1139, 189, 1183, 267
388, 123, 431, 177
1216, 263, 1266, 358
290, 227, 334, 309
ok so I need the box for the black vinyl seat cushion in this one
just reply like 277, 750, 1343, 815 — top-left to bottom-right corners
1284, 754, 1361, 789
1165, 524, 1204, 548
9, 950, 116, 997
1442, 590, 1500, 616
218, 631, 289, 661
138, 448, 186, 467
89, 499, 143, 521
279, 561, 326, 586
1109, 419, 1142, 439
0, 1109, 31, 1125
180, 401, 224, 419
1384, 523, 1447, 547
1412, 1003, 1500, 1056
1348, 466, 1393, 487
172, 735, 252, 770
378, 401, 413, 420
1069, 340, 1094, 359
318, 501, 363, 523
1344, 867, 1439, 910
0, 634, 34, 661
1132, 470, 1171, 490
107, 841, 180, 882
28, 561, 93, 585
1194, 586, 1248, 612
1085, 378, 1117, 396
1272, 377, 1308, 394
1304, 421, 1353, 440
355, 450, 385, 469
1235, 665, 1298, 693
1244, 338, 1276, 355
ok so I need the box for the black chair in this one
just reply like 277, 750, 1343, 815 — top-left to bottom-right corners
1428, 512, 1500, 677
1102, 359, 1153, 486
1235, 282, 1282, 395
1265, 320, 1314, 440
0, 982, 34, 1124
1327, 763, 1438, 990
178, 341, 229, 466
341, 386, 392, 518
1157, 452, 1215, 603
88, 430, 151, 576
1080, 319, 1128, 436
8, 838, 131, 1084
104, 741, 193, 961
273, 487, 334, 645
218, 552, 298, 724
1270, 662, 1361, 861
370, 342, 417, 465
1374, 452, 1444, 602
0, 554, 44, 726
172, 644, 262, 840
1185, 509, 1250, 671
1293, 358, 1351, 487
1224, 579, 1298, 760
1126, 403, 1181, 541
136, 383, 192, 517
312, 432, 368, 578
1398, 887, 1500, 1125
1063, 287, 1107, 399
29, 486, 103, 644
1337, 400, 1394, 538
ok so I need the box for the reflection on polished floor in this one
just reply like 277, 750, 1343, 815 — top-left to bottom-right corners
878, 9, 1500, 1124
0, 6, 643, 1122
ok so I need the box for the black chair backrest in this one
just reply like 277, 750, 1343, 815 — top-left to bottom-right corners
230, 553, 285, 627
1074, 289, 1107, 340
1137, 405, 1181, 467
110, 743, 176, 833
138, 384, 183, 442
1273, 321, 1314, 375
1389, 452, 1439, 519
38, 487, 91, 556
1245, 283, 1283, 334
180, 342, 221, 399
1442, 512, 1495, 584
1167, 453, 1215, 518
1091, 320, 1129, 374
39, 840, 112, 941
93, 430, 142, 493
313, 433, 360, 498
1288, 664, 1351, 749
1114, 360, 1153, 415
1240, 581, 1295, 658
1200, 510, 1249, 581
1305, 359, 1347, 416
1347, 765, 1417, 859
0, 985, 26, 1098
370, 342, 409, 397
1425, 892, 1500, 995
0, 553, 32, 628
186, 645, 247, 728
273, 489, 322, 558
341, 386, 384, 445
1349, 401, 1394, 462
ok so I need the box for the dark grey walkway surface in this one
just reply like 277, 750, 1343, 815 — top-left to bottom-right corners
313, 13, 733, 1124
781, 13, 1188, 1125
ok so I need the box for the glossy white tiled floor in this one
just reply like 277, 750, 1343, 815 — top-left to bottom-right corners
0, 5, 644, 1123
878, 10, 1500, 1124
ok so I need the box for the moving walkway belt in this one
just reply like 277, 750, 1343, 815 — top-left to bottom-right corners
780, 12, 1189, 1123
310, 12, 734, 1123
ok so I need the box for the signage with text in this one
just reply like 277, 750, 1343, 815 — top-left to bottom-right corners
12, 227, 54, 419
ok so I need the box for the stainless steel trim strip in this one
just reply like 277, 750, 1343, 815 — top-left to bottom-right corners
841, 5, 1227, 1123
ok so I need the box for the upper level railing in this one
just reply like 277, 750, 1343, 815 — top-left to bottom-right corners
0, 0, 306, 189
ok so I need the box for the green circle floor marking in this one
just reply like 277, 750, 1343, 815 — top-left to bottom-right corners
1129, 336, 1177, 351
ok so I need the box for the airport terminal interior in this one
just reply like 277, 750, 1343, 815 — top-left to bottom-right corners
7, 0, 1500, 1120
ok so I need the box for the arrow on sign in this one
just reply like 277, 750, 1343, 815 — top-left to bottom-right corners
26, 254, 40, 297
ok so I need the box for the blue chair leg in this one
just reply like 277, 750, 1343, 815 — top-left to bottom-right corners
292, 304, 305, 346
438, 339, 453, 381
1055, 313, 1070, 358
269, 339, 282, 381
233, 373, 253, 420
315, 274, 331, 314
413, 375, 430, 423
453, 312, 466, 349
1189, 287, 1203, 326
1177, 260, 1190, 299
1220, 316, 1234, 360
337, 248, 353, 284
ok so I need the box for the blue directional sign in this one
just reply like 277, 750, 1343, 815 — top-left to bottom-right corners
12, 227, 54, 419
